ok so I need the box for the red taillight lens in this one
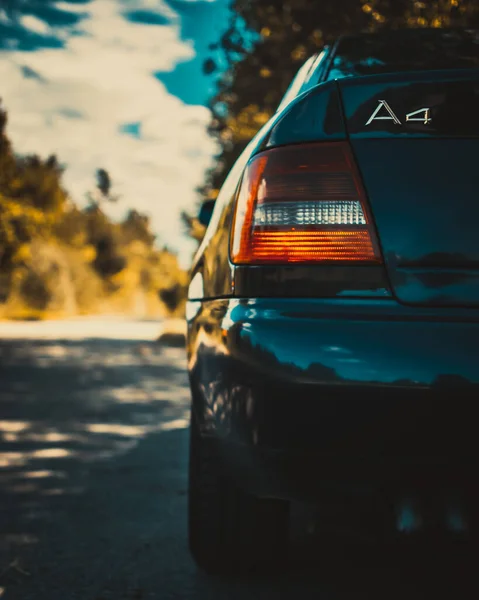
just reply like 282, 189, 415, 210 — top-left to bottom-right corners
230, 142, 381, 264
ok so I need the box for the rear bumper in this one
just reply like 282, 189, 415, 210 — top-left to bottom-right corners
212, 440, 478, 502
187, 298, 479, 498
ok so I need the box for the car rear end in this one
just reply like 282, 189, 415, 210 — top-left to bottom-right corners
187, 29, 479, 572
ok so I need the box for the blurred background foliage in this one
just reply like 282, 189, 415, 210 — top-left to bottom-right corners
0, 103, 187, 320
187, 0, 479, 224
3, 0, 479, 321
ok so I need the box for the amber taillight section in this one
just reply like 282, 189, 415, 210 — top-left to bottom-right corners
230, 142, 381, 264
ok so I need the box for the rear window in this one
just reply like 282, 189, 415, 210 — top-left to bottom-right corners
327, 29, 479, 81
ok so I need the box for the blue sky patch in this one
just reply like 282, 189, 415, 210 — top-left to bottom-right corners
22, 3, 86, 28
0, 0, 88, 52
120, 122, 142, 139
123, 10, 170, 27
20, 65, 45, 81
155, 0, 231, 106
57, 108, 84, 119
0, 22, 64, 51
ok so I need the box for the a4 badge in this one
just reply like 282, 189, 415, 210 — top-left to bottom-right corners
366, 99, 432, 126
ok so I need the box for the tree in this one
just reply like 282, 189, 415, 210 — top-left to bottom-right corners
121, 209, 156, 247
83, 204, 126, 279
96, 168, 111, 197
0, 102, 15, 191
13, 153, 68, 213
0, 102, 69, 270
86, 167, 119, 207
0, 98, 187, 318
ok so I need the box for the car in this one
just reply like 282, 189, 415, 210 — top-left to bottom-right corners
186, 28, 479, 573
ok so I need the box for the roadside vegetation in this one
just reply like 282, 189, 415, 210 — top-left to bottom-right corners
0, 103, 187, 321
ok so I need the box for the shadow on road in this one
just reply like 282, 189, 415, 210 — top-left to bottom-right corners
0, 338, 190, 596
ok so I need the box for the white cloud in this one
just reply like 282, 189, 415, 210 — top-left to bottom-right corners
19, 15, 51, 35
0, 0, 218, 266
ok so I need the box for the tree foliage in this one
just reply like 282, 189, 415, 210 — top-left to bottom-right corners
0, 105, 67, 270
0, 100, 186, 318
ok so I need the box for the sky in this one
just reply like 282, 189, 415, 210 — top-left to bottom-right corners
0, 0, 231, 267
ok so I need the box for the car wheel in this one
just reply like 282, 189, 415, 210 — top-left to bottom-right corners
188, 409, 290, 574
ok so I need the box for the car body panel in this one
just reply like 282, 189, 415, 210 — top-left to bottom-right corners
333, 70, 479, 306
187, 296, 479, 496
262, 80, 345, 149
187, 32, 479, 501
191, 79, 350, 300
233, 265, 390, 298
192, 70, 479, 305
352, 138, 479, 307
339, 68, 479, 138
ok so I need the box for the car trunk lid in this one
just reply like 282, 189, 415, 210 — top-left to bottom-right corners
338, 69, 479, 307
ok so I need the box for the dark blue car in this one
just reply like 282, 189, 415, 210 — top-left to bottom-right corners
186, 28, 479, 573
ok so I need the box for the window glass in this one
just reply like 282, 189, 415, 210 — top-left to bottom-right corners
326, 29, 479, 81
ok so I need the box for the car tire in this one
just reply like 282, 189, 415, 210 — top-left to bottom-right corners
188, 408, 290, 574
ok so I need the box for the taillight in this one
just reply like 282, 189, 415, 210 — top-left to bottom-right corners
230, 142, 381, 264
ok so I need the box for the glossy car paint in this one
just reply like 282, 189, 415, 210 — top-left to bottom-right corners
338, 69, 479, 307
190, 80, 356, 300
187, 43, 479, 499
187, 296, 479, 496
